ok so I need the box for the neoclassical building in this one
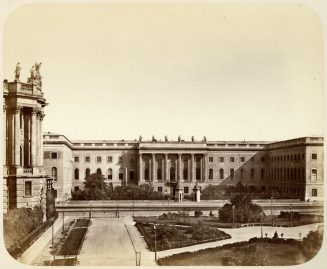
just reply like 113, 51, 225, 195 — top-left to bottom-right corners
3, 64, 49, 213
43, 133, 324, 202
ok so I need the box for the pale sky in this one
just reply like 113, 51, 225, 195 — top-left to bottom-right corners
3, 3, 324, 141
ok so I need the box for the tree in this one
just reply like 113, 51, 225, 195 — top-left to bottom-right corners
83, 173, 109, 200
219, 193, 264, 223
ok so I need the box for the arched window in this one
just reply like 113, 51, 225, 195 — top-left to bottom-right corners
85, 168, 90, 178
219, 169, 224, 180
108, 168, 112, 180
96, 168, 102, 175
230, 169, 234, 180
52, 167, 57, 181
209, 169, 213, 180
74, 168, 79, 180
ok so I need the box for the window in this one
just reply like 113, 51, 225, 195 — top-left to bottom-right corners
107, 156, 112, 163
51, 152, 58, 159
240, 157, 245, 162
230, 169, 234, 180
209, 169, 213, 180
157, 169, 162, 180
96, 156, 102, 163
230, 157, 234, 162
251, 157, 255, 162
183, 169, 188, 180
108, 168, 112, 180
85, 168, 90, 178
74, 156, 79, 162
158, 187, 162, 193
184, 187, 189, 194
97, 168, 102, 175
74, 168, 79, 180
312, 189, 317, 197
196, 168, 201, 180
261, 169, 264, 180
53, 189, 57, 198
209, 157, 213, 162
25, 181, 32, 196
119, 168, 124, 180
219, 157, 224, 163
74, 186, 80, 191
311, 169, 317, 182
145, 168, 150, 180
119, 156, 123, 162
85, 156, 90, 162
219, 169, 224, 180
261, 157, 265, 162
251, 168, 255, 179
312, 153, 317, 160
51, 167, 57, 181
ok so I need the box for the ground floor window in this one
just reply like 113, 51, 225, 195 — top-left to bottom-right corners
184, 187, 189, 194
158, 187, 162, 193
74, 186, 80, 191
312, 189, 317, 197
24, 181, 32, 196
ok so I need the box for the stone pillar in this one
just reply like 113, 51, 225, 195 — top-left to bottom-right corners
31, 108, 37, 166
26, 115, 31, 166
3, 105, 7, 166
191, 154, 195, 182
14, 106, 21, 166
165, 154, 169, 181
203, 154, 207, 182
39, 112, 44, 166
138, 154, 143, 184
152, 154, 156, 182
178, 154, 182, 182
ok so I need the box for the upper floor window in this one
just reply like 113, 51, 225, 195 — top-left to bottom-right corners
219, 157, 224, 163
52, 167, 57, 181
208, 157, 213, 162
85, 156, 90, 162
250, 168, 255, 179
312, 189, 317, 197
107, 156, 112, 163
24, 181, 32, 197
251, 157, 255, 163
261, 157, 265, 162
240, 168, 244, 179
312, 153, 317, 160
96, 156, 102, 163
240, 157, 245, 162
219, 169, 224, 180
51, 152, 58, 159
230, 157, 235, 162
311, 169, 317, 182
230, 169, 234, 180
119, 156, 123, 162
209, 169, 213, 180
74, 156, 79, 162
74, 168, 79, 180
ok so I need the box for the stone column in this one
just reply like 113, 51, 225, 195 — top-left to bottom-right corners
14, 106, 21, 166
191, 154, 195, 182
165, 154, 169, 181
203, 154, 208, 182
138, 154, 143, 184
178, 154, 182, 182
26, 115, 31, 166
3, 105, 7, 166
152, 154, 156, 182
31, 108, 37, 166
161, 157, 165, 181
39, 112, 45, 166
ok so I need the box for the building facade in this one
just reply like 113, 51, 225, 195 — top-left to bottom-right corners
3, 65, 48, 213
43, 134, 324, 202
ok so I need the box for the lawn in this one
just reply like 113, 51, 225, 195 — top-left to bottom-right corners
158, 233, 323, 266
136, 222, 230, 251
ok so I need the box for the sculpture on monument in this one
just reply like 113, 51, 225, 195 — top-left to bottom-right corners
14, 62, 21, 81
28, 62, 42, 90
165, 135, 168, 142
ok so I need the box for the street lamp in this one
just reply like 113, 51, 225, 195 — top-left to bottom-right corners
154, 224, 157, 261
232, 205, 235, 228
260, 212, 264, 238
51, 219, 54, 248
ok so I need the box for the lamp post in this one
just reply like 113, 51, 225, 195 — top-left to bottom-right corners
62, 211, 65, 234
51, 219, 54, 248
270, 193, 273, 225
260, 212, 263, 238
154, 224, 157, 261
232, 205, 235, 228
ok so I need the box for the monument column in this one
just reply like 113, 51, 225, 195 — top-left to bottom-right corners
152, 153, 156, 182
31, 108, 37, 166
178, 154, 182, 182
14, 106, 21, 166
138, 153, 143, 184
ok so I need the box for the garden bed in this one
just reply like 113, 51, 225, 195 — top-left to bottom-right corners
135, 222, 230, 251
57, 218, 90, 256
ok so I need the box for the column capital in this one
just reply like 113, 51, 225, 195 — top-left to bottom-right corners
31, 107, 40, 115
7, 105, 22, 113
3, 105, 7, 112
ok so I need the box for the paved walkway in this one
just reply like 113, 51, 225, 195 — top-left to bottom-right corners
78, 216, 156, 266
18, 217, 66, 265
156, 223, 323, 259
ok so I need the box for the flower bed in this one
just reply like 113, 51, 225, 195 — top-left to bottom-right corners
136, 222, 230, 251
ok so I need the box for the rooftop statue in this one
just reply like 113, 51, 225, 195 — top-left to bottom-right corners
139, 135, 142, 141
14, 63, 21, 81
165, 136, 168, 142
203, 136, 207, 142
28, 62, 42, 90
191, 136, 195, 142
178, 135, 181, 142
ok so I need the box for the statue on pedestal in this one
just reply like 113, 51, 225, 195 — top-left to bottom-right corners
165, 136, 168, 142
28, 62, 42, 90
191, 136, 195, 142
178, 135, 181, 142
14, 63, 21, 81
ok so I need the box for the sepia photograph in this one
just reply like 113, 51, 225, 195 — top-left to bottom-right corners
1, 0, 326, 267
